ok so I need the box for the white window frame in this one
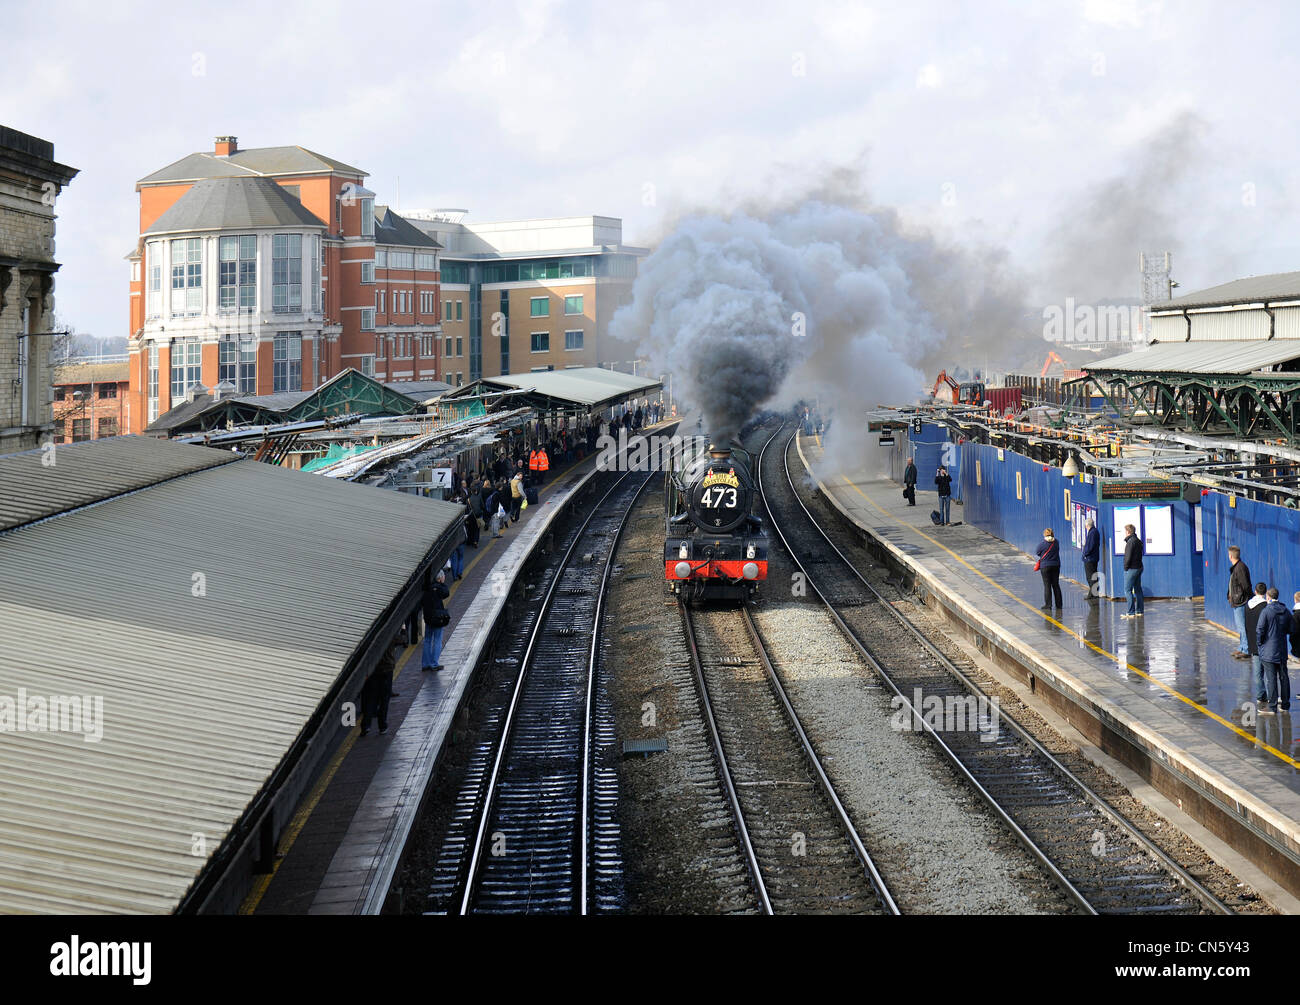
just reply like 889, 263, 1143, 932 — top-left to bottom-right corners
360, 307, 376, 331
564, 294, 583, 315
564, 329, 584, 351
361, 261, 375, 284
530, 331, 550, 353
529, 296, 549, 318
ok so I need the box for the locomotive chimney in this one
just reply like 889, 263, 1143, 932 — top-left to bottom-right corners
708, 442, 731, 460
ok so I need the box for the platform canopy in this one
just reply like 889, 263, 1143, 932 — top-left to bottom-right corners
1084, 340, 1300, 376
1076, 340, 1300, 442
439, 367, 662, 412
148, 369, 451, 436
0, 436, 464, 913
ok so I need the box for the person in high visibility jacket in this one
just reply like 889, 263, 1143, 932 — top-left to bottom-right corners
537, 447, 549, 481
528, 448, 542, 485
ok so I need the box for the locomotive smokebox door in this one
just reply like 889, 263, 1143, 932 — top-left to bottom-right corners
687, 464, 749, 534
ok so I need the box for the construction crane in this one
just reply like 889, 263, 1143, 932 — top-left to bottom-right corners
1041, 351, 1067, 379
930, 369, 985, 405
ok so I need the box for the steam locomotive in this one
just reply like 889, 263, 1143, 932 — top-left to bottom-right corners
664, 438, 768, 601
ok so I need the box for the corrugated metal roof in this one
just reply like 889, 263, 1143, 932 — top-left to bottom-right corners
1083, 340, 1300, 375
1155, 271, 1300, 310
138, 146, 366, 186
459, 367, 662, 408
0, 440, 464, 913
382, 379, 451, 399
0, 436, 236, 532
145, 177, 325, 234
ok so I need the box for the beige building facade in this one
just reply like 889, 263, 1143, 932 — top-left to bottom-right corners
0, 126, 77, 454
408, 213, 645, 381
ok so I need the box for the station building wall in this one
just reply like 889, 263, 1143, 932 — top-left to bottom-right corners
1201, 492, 1300, 631
880, 421, 1203, 600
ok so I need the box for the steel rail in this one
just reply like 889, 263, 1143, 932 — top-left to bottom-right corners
459, 467, 649, 915
764, 424, 1234, 916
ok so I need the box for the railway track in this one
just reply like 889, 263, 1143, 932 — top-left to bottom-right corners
758, 424, 1235, 916
680, 601, 899, 915
425, 468, 655, 914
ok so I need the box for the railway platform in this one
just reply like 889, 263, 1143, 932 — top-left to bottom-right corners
244, 436, 647, 915
797, 432, 1300, 909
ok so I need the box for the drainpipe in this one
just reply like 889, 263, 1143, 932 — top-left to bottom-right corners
1184, 309, 1192, 341
1264, 302, 1275, 340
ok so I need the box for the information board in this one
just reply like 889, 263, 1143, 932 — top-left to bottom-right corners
1097, 478, 1182, 502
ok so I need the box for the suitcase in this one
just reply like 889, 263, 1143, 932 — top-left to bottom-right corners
525, 486, 539, 506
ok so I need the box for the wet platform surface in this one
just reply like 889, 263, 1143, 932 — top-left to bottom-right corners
245, 442, 617, 915
799, 433, 1300, 831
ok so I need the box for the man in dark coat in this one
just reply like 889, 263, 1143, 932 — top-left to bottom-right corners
1121, 523, 1144, 617
934, 466, 953, 525
360, 644, 396, 736
422, 569, 451, 672
1256, 587, 1294, 714
903, 457, 918, 506
1081, 517, 1101, 599
1228, 546, 1252, 659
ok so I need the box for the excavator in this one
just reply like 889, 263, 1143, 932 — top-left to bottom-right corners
930, 369, 986, 405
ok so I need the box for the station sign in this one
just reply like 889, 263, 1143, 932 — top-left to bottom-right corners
1096, 478, 1184, 503
868, 420, 906, 432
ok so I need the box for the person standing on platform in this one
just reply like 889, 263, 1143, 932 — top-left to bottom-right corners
1081, 517, 1101, 599
360, 643, 396, 736
1256, 587, 1294, 714
538, 444, 550, 484
935, 465, 953, 525
422, 569, 451, 673
903, 457, 918, 506
1245, 583, 1268, 706
510, 469, 525, 523
1291, 591, 1300, 668
464, 500, 480, 549
1228, 546, 1253, 659
1121, 523, 1144, 618
1035, 528, 1063, 611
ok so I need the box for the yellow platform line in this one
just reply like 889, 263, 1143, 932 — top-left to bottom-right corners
829, 461, 1299, 770
238, 456, 583, 914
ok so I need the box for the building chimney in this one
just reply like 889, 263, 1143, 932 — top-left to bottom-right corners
215, 136, 238, 157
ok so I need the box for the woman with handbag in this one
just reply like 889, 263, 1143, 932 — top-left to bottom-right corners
422, 568, 452, 672
1035, 528, 1063, 611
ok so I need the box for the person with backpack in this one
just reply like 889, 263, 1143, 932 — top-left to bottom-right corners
1121, 523, 1144, 618
422, 568, 451, 673
1035, 528, 1063, 611
1256, 587, 1294, 714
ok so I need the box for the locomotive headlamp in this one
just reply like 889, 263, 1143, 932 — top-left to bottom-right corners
745, 544, 756, 559
675, 561, 691, 579
678, 544, 688, 559
742, 562, 759, 580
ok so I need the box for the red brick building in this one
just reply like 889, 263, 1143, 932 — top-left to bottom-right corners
52, 361, 129, 441
126, 137, 442, 433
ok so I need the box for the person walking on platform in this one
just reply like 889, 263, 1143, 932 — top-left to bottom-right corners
510, 469, 525, 523
464, 500, 480, 549
1228, 546, 1253, 659
1291, 591, 1300, 668
1081, 517, 1101, 599
1256, 587, 1294, 714
903, 457, 918, 506
360, 643, 396, 736
1245, 583, 1268, 706
1121, 523, 1144, 618
1035, 528, 1063, 611
935, 465, 953, 525
422, 569, 451, 673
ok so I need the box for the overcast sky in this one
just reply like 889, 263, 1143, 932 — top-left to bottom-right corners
3, 0, 1298, 345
